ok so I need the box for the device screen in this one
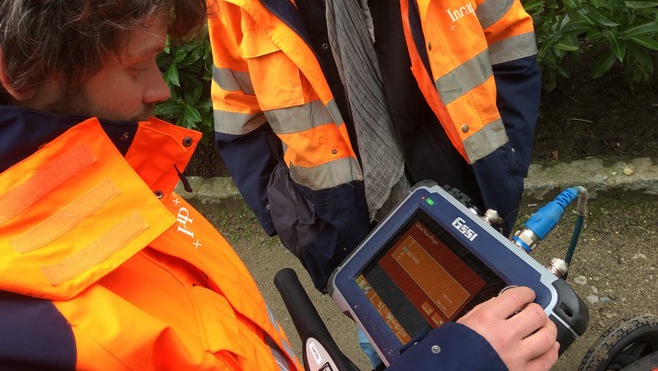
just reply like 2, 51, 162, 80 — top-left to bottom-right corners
356, 209, 506, 345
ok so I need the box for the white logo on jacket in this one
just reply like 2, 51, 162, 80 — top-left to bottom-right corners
446, 3, 475, 23
172, 195, 203, 249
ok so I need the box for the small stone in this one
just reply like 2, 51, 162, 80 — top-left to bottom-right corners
600, 296, 611, 303
574, 275, 587, 285
587, 294, 599, 304
623, 166, 634, 175
633, 253, 647, 260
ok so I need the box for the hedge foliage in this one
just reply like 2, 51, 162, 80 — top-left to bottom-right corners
522, 0, 658, 90
157, 0, 658, 135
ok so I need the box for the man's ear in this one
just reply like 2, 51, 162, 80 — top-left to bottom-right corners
0, 49, 35, 101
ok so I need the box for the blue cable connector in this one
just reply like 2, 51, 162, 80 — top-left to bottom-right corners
513, 187, 587, 254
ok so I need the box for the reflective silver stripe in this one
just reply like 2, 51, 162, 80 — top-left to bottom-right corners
289, 157, 363, 190
488, 32, 538, 65
264, 100, 337, 134
213, 109, 268, 135
325, 99, 345, 127
267, 337, 292, 371
435, 50, 492, 105
266, 305, 298, 364
279, 338, 297, 364
476, 0, 514, 29
463, 118, 508, 162
266, 305, 281, 333
213, 66, 255, 95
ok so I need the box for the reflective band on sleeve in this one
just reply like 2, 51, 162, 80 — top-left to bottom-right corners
40, 211, 149, 285
10, 180, 121, 254
0, 145, 96, 225
475, 0, 514, 29
289, 156, 362, 190
264, 100, 337, 134
267, 336, 293, 371
325, 99, 345, 128
488, 32, 538, 65
213, 109, 268, 134
266, 305, 299, 363
435, 50, 492, 105
213, 66, 255, 95
463, 118, 507, 162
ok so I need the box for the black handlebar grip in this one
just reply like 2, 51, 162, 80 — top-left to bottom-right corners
274, 268, 359, 371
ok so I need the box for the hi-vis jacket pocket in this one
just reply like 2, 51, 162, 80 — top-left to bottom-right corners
241, 30, 304, 109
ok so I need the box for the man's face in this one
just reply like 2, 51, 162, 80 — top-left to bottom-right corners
44, 15, 171, 121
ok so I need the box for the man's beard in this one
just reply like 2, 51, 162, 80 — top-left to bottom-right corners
45, 89, 153, 122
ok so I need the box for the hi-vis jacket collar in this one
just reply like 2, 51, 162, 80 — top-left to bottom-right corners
0, 107, 202, 300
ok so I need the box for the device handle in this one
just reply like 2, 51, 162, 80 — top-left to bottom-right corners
274, 268, 359, 371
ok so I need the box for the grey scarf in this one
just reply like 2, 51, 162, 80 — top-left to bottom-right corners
325, 0, 410, 220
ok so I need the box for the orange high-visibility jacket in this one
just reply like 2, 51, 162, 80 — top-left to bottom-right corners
209, 0, 537, 186
208, 0, 539, 288
0, 111, 302, 371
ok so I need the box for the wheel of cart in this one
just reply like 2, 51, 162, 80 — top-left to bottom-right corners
579, 314, 658, 371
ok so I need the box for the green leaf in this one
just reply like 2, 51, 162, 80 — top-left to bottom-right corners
521, 0, 544, 14
184, 104, 202, 124
555, 42, 581, 51
627, 46, 654, 81
154, 101, 184, 118
584, 5, 622, 27
622, 20, 658, 37
165, 64, 180, 87
625, 0, 658, 10
591, 51, 618, 78
563, 20, 595, 34
628, 35, 658, 50
605, 30, 626, 61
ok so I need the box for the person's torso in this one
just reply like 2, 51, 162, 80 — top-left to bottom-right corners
0, 111, 301, 370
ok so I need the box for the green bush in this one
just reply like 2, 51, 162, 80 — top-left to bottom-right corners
523, 0, 658, 90
156, 30, 214, 142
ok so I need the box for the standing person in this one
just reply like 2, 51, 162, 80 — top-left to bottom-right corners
208, 0, 541, 294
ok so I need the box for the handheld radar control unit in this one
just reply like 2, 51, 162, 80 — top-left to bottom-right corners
328, 183, 589, 366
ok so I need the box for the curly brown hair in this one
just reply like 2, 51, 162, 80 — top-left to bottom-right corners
0, 0, 207, 102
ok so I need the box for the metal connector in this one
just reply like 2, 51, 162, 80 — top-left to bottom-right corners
513, 227, 540, 253
481, 209, 502, 226
546, 258, 569, 278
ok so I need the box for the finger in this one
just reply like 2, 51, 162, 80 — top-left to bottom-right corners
521, 315, 558, 359
491, 286, 536, 319
525, 341, 560, 371
457, 301, 487, 323
507, 303, 550, 340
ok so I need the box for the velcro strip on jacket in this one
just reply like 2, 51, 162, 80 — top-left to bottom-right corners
0, 119, 175, 299
0, 145, 96, 225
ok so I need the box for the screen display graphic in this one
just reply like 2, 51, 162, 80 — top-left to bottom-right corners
357, 210, 506, 345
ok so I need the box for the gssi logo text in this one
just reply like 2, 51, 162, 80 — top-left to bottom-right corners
452, 217, 478, 241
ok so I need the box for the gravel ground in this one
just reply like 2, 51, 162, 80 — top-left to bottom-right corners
194, 193, 658, 371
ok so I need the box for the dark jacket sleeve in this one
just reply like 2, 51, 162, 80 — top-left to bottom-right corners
0, 291, 76, 370
215, 124, 280, 236
386, 322, 508, 371
216, 124, 370, 292
492, 54, 542, 176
